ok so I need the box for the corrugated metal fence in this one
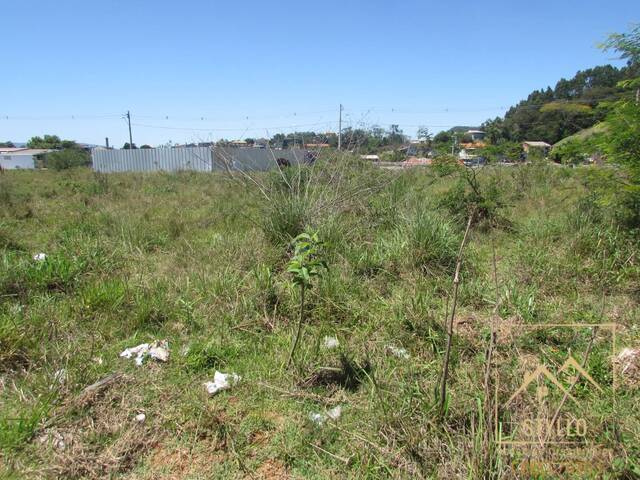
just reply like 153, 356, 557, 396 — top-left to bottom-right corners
92, 147, 308, 173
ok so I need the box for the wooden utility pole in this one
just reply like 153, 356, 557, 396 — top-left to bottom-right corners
338, 104, 343, 150
126, 111, 133, 148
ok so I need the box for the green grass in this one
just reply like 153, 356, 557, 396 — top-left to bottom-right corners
0, 163, 638, 479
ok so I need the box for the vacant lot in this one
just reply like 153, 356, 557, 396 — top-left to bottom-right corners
1, 160, 638, 478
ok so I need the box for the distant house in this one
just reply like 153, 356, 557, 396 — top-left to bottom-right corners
467, 130, 486, 142
0, 148, 52, 169
522, 141, 551, 156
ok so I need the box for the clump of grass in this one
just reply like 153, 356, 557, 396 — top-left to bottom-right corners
0, 253, 88, 296
301, 353, 371, 392
0, 228, 23, 252
0, 399, 52, 454
406, 210, 460, 275
0, 308, 31, 372
132, 287, 175, 331
184, 340, 240, 373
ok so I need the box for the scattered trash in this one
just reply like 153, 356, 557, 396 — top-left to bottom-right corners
386, 345, 410, 359
135, 413, 146, 423
38, 430, 66, 451
53, 369, 67, 384
120, 343, 150, 366
120, 340, 169, 366
149, 341, 170, 362
615, 347, 640, 383
93, 357, 103, 365
309, 405, 342, 426
33, 253, 47, 262
204, 371, 241, 395
322, 336, 340, 349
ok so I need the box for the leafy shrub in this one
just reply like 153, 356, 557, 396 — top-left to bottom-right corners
45, 148, 91, 170
439, 169, 509, 228
431, 155, 461, 176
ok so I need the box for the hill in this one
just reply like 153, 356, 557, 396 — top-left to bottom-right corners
481, 64, 639, 144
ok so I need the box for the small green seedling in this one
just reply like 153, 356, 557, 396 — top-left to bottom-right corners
286, 231, 327, 368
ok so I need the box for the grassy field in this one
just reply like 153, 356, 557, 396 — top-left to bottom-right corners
1, 159, 639, 479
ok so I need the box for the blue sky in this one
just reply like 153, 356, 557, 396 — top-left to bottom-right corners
1, 0, 636, 146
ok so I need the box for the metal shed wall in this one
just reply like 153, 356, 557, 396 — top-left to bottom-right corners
92, 147, 309, 173
0, 154, 35, 170
92, 147, 213, 173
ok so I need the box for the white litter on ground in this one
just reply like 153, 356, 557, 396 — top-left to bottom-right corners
149, 341, 170, 362
322, 336, 340, 349
53, 369, 67, 384
309, 405, 342, 426
120, 340, 169, 366
38, 431, 66, 451
204, 371, 241, 395
33, 253, 47, 262
386, 345, 410, 359
135, 413, 146, 423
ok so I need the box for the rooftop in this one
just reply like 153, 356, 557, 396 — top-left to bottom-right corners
0, 148, 53, 155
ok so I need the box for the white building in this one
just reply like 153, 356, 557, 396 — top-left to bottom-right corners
0, 148, 52, 169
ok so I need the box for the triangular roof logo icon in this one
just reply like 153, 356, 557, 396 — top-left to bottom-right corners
505, 356, 602, 407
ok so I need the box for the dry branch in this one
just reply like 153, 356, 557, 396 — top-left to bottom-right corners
438, 209, 475, 414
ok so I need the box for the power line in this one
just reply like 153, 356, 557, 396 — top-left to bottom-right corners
130, 120, 338, 133
0, 93, 632, 123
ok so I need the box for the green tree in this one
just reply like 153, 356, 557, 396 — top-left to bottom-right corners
0, 141, 15, 148
417, 126, 432, 144
598, 25, 640, 227
27, 135, 77, 149
122, 142, 137, 149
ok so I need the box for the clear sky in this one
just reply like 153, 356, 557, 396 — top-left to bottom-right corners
1, 0, 636, 147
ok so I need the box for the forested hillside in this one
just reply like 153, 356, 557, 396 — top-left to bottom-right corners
481, 63, 639, 144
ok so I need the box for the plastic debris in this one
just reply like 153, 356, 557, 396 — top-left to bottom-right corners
38, 431, 66, 451
33, 253, 47, 262
204, 371, 241, 395
53, 369, 67, 384
386, 345, 410, 359
309, 405, 342, 426
135, 413, 146, 423
322, 336, 340, 349
149, 341, 170, 362
120, 340, 169, 366
120, 343, 150, 366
